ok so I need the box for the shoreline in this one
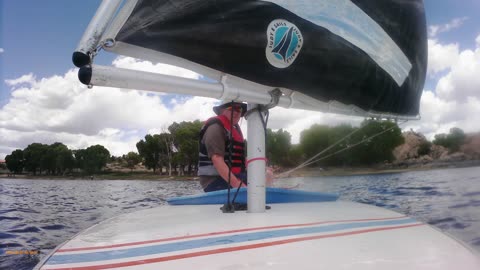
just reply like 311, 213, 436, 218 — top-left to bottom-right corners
2, 160, 480, 180
0, 171, 198, 181
281, 159, 480, 178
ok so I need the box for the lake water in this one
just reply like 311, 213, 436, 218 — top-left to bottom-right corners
1, 166, 480, 269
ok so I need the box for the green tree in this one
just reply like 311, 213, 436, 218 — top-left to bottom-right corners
324, 124, 356, 166
136, 134, 163, 173
55, 144, 75, 175
41, 144, 57, 175
23, 143, 48, 175
417, 141, 432, 156
157, 132, 175, 175
299, 124, 358, 166
433, 133, 448, 148
447, 127, 466, 152
84, 145, 110, 174
266, 128, 292, 166
298, 120, 403, 167
433, 127, 466, 153
74, 145, 110, 174
73, 149, 86, 171
289, 144, 304, 165
299, 124, 332, 166
125, 152, 142, 172
350, 120, 404, 165
169, 121, 202, 175
5, 149, 24, 174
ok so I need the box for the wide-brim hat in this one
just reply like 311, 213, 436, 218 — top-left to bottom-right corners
213, 101, 247, 117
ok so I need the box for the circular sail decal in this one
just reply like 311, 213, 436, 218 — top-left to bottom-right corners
266, 19, 303, 68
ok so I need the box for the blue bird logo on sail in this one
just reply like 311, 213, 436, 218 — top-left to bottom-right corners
266, 19, 303, 68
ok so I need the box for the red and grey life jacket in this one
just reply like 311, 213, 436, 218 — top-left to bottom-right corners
198, 115, 246, 175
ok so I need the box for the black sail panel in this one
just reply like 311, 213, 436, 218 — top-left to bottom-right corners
115, 0, 427, 116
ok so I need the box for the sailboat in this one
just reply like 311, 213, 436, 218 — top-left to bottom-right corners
35, 0, 480, 269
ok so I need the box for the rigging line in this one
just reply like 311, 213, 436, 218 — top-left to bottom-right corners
260, 109, 269, 153
300, 120, 408, 168
295, 125, 361, 168
275, 125, 363, 178
276, 120, 408, 178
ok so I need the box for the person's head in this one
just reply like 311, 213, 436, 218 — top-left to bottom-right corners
213, 101, 247, 124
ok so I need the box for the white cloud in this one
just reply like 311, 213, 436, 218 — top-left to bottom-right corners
409, 90, 457, 139
112, 57, 202, 80
428, 17, 468, 38
2, 33, 480, 160
0, 48, 4, 54
427, 39, 459, 75
0, 58, 361, 159
476, 34, 480, 48
436, 46, 480, 102
0, 57, 220, 159
5, 73, 36, 86
0, 127, 143, 159
407, 35, 480, 139
409, 92, 480, 140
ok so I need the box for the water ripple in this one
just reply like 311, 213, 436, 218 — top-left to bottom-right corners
471, 237, 480, 247
398, 186, 435, 191
0, 232, 17, 239
8, 226, 42, 233
0, 216, 22, 221
40, 225, 66, 230
1, 167, 480, 270
0, 242, 22, 248
464, 191, 480, 197
449, 200, 480, 209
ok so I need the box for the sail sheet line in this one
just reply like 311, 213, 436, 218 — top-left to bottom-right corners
275, 126, 364, 179
299, 120, 409, 168
275, 120, 409, 178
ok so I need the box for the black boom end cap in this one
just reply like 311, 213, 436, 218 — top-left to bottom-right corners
72, 51, 91, 68
78, 65, 92, 85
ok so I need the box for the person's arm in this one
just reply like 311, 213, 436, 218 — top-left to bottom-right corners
211, 154, 246, 188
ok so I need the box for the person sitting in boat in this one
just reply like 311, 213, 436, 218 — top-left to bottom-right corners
198, 101, 273, 192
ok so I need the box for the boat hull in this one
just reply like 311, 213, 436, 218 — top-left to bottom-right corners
36, 201, 480, 270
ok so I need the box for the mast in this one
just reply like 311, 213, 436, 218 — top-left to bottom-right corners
246, 104, 266, 213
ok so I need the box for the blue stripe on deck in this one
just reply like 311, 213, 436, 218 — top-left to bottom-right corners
47, 218, 417, 265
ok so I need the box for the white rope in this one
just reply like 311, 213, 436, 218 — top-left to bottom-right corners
275, 120, 408, 178
276, 126, 362, 178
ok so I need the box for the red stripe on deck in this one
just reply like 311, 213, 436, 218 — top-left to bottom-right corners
47, 223, 423, 270
58, 216, 407, 252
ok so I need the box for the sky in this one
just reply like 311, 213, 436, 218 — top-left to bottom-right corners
1, 0, 480, 160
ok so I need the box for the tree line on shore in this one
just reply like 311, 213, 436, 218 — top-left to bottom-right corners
3, 119, 467, 176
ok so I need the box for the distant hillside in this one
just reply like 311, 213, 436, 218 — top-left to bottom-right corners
392, 131, 480, 168
462, 133, 480, 160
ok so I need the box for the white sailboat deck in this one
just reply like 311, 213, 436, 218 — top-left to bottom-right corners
38, 201, 480, 270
